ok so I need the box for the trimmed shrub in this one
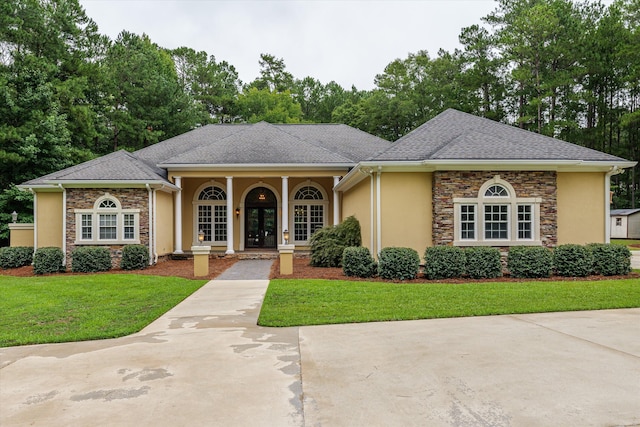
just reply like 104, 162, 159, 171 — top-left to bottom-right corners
342, 246, 376, 278
378, 247, 420, 280
71, 246, 112, 273
553, 244, 593, 277
0, 246, 33, 269
423, 246, 465, 280
33, 247, 65, 275
121, 244, 150, 270
588, 243, 631, 276
465, 247, 503, 279
310, 216, 362, 267
507, 246, 552, 278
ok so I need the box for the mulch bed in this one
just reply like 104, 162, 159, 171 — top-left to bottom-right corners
2, 256, 637, 283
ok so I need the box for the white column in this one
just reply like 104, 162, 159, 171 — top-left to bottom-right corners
282, 176, 289, 244
226, 176, 235, 254
174, 176, 183, 254
333, 176, 340, 226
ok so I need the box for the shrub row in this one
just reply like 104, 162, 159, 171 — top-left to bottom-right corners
341, 243, 632, 281
0, 246, 33, 269
310, 216, 361, 267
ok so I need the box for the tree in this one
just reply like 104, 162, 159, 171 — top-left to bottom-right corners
237, 87, 303, 123
249, 53, 294, 93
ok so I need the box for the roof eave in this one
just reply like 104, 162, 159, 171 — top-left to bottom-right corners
160, 163, 355, 171
18, 180, 178, 191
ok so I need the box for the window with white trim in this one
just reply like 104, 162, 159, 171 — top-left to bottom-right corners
292, 184, 327, 244
193, 184, 227, 245
74, 194, 140, 244
453, 176, 541, 246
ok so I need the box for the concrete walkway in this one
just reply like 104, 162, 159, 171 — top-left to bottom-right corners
632, 250, 640, 269
1, 260, 639, 426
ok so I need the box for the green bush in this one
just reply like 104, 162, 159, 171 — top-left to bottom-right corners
33, 247, 66, 275
310, 216, 362, 267
507, 246, 553, 278
120, 245, 150, 270
0, 246, 33, 269
71, 246, 112, 273
378, 247, 420, 280
553, 244, 593, 277
588, 243, 631, 276
342, 246, 376, 278
465, 247, 503, 279
423, 246, 465, 280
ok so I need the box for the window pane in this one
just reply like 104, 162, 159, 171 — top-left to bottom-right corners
99, 214, 117, 240
460, 205, 475, 240
99, 199, 117, 208
198, 205, 212, 241
294, 205, 308, 241
81, 214, 92, 240
310, 205, 324, 236
484, 185, 509, 197
484, 205, 508, 239
518, 205, 533, 240
123, 214, 135, 240
214, 205, 227, 241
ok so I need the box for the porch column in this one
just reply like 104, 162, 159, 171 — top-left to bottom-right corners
281, 176, 289, 244
174, 176, 183, 254
226, 176, 235, 254
333, 176, 340, 226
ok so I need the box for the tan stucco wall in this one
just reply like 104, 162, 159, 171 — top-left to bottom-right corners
155, 190, 174, 256
341, 177, 373, 252
36, 192, 63, 248
557, 172, 606, 244
380, 172, 432, 256
9, 224, 34, 247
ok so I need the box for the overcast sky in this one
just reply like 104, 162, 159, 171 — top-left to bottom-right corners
78, 0, 611, 90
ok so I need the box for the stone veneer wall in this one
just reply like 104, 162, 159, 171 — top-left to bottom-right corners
432, 171, 557, 248
66, 188, 149, 268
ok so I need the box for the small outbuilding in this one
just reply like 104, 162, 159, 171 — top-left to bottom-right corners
610, 209, 640, 239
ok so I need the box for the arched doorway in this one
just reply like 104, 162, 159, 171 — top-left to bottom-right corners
245, 186, 277, 249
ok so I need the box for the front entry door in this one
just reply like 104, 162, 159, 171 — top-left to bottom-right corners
245, 186, 277, 249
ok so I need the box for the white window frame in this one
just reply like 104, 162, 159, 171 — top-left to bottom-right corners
192, 182, 227, 247
290, 182, 328, 245
453, 176, 541, 246
74, 194, 140, 245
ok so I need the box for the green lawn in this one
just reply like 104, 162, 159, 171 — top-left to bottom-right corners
258, 278, 640, 327
611, 239, 640, 247
0, 274, 207, 347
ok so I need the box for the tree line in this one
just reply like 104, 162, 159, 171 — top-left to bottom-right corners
0, 0, 638, 243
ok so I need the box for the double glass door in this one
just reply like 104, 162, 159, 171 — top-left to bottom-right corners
246, 208, 276, 248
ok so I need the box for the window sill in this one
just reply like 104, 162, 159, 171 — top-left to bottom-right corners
453, 240, 542, 247
75, 240, 140, 246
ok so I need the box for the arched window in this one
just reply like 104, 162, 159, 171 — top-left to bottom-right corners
194, 184, 227, 244
74, 194, 140, 244
453, 176, 541, 246
292, 184, 327, 243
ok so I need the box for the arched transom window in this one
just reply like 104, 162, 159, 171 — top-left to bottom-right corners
453, 176, 541, 246
292, 184, 327, 243
74, 193, 140, 244
194, 184, 227, 244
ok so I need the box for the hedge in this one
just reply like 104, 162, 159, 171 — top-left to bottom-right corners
0, 246, 33, 269
588, 243, 631, 276
342, 246, 376, 278
553, 244, 593, 277
33, 247, 65, 275
423, 246, 465, 280
71, 246, 112, 273
465, 247, 503, 279
120, 245, 150, 270
507, 246, 553, 278
378, 247, 420, 280
310, 216, 362, 267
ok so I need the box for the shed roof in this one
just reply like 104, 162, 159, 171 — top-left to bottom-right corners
610, 209, 640, 216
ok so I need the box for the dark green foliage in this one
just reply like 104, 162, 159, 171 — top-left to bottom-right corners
378, 247, 420, 280
120, 245, 150, 270
71, 246, 112, 273
33, 247, 65, 275
423, 246, 466, 280
310, 216, 362, 267
0, 246, 33, 269
553, 244, 593, 277
342, 246, 376, 278
507, 246, 553, 279
588, 244, 631, 276
465, 247, 503, 279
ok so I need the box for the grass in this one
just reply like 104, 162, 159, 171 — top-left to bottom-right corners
611, 239, 640, 247
0, 274, 207, 347
258, 278, 640, 327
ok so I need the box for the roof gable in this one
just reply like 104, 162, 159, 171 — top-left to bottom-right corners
372, 109, 629, 163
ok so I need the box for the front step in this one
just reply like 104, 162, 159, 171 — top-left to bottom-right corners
171, 250, 310, 261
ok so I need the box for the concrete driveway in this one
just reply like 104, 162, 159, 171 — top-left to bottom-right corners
1, 264, 639, 426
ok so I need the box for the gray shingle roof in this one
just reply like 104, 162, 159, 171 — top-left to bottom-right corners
372, 109, 629, 162
22, 150, 168, 185
611, 209, 640, 216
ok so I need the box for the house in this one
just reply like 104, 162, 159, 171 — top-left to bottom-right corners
610, 209, 640, 239
15, 109, 636, 266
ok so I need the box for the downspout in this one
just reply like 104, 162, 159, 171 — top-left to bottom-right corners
605, 166, 620, 244
30, 188, 37, 253
359, 168, 375, 254
376, 166, 382, 256
146, 184, 154, 265
58, 184, 66, 266
153, 187, 160, 263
